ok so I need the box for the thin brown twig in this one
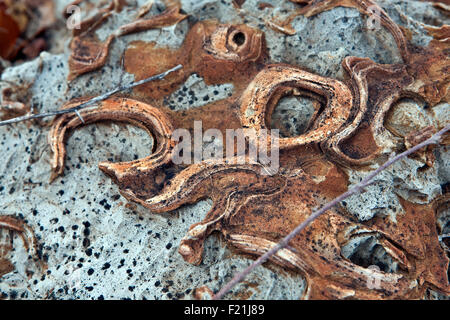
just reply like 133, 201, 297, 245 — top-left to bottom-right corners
0, 64, 183, 127
213, 123, 450, 300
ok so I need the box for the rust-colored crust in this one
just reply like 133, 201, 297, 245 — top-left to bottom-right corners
123, 20, 269, 100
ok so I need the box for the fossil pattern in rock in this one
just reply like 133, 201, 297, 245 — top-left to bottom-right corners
40, 0, 450, 299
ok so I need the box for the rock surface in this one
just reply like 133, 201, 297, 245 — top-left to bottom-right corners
0, 0, 448, 299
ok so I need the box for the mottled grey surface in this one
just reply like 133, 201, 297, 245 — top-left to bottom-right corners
0, 0, 448, 300
165, 74, 234, 111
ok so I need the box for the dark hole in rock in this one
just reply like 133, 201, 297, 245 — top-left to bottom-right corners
232, 32, 246, 46
341, 236, 399, 273
270, 96, 317, 138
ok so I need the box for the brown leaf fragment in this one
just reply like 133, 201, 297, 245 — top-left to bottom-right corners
0, 4, 20, 59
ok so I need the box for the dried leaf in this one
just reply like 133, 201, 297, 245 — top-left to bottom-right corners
0, 4, 20, 59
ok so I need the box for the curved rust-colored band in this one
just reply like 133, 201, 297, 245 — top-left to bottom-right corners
49, 97, 175, 182
321, 57, 415, 166
239, 64, 353, 149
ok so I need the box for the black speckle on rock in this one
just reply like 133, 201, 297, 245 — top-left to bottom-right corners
99, 199, 111, 210
83, 238, 90, 248
9, 290, 18, 300
102, 263, 111, 270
